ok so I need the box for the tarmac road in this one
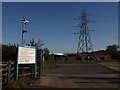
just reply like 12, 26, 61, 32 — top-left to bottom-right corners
45, 63, 119, 75
30, 62, 119, 89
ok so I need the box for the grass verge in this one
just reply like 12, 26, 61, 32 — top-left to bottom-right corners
2, 76, 33, 89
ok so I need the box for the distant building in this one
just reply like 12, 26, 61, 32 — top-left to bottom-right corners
94, 50, 111, 60
49, 50, 111, 61
66, 53, 76, 61
66, 50, 111, 61
50, 53, 65, 61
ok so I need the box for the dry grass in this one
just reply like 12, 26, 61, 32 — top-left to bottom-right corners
2, 76, 33, 89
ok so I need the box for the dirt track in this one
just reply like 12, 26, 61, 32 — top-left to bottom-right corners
30, 62, 120, 89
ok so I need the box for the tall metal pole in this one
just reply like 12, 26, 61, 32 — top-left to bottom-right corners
39, 40, 44, 77
22, 23, 24, 46
21, 17, 28, 46
42, 51, 45, 76
40, 49, 43, 77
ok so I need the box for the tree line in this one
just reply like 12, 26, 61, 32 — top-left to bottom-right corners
1, 40, 120, 62
106, 44, 120, 60
2, 38, 50, 62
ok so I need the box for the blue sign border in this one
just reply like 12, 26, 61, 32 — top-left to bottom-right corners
16, 45, 37, 80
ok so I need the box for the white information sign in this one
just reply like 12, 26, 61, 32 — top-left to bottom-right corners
18, 46, 36, 64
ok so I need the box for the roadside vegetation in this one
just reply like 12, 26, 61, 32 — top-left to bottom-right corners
2, 76, 33, 89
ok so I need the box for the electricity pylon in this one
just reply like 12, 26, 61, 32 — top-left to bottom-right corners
74, 9, 94, 60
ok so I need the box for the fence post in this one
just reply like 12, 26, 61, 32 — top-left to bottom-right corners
5, 63, 8, 83
40, 50, 43, 77
8, 60, 11, 83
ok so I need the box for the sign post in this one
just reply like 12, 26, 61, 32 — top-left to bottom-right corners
16, 46, 37, 80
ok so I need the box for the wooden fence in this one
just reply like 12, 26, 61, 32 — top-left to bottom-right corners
1, 60, 41, 85
2, 60, 15, 84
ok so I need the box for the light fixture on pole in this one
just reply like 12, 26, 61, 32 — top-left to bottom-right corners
21, 17, 28, 46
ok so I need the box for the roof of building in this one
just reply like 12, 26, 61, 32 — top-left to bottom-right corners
49, 52, 64, 55
94, 50, 109, 55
